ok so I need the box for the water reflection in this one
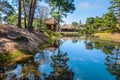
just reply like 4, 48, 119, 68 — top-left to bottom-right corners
0, 40, 74, 80
34, 50, 50, 64
0, 50, 51, 80
1, 38, 120, 80
84, 40, 94, 50
84, 39, 120, 80
45, 40, 74, 80
105, 47, 120, 80
72, 38, 79, 43
85, 39, 115, 54
46, 53, 74, 80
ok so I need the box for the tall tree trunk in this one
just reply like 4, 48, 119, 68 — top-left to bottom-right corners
118, 7, 120, 27
22, 0, 27, 28
28, 0, 37, 32
18, 0, 21, 28
39, 11, 44, 31
29, 0, 37, 31
39, 19, 42, 31
28, 0, 33, 31
56, 4, 60, 32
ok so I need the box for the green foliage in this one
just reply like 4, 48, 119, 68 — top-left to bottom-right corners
44, 30, 55, 38
86, 17, 95, 25
49, 0, 75, 31
83, 11, 118, 35
94, 16, 104, 29
10, 51, 23, 58
5, 14, 47, 30
85, 42, 94, 50
102, 45, 114, 54
72, 22, 79, 27
82, 0, 120, 34
103, 12, 117, 30
109, 0, 120, 18
0, 55, 10, 61
32, 19, 40, 30
1, 0, 76, 32
44, 30, 62, 39
87, 39, 120, 54
38, 40, 53, 50
50, 0, 75, 15
5, 14, 18, 25
0, 50, 24, 61
0, 0, 14, 21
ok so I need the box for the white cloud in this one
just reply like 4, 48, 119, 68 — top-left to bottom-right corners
77, 2, 90, 10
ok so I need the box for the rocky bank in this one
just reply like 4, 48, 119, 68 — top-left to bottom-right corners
0, 23, 47, 54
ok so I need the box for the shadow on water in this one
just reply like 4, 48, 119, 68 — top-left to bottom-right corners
0, 40, 74, 80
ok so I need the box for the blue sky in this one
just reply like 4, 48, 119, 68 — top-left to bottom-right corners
63, 0, 111, 24
8, 0, 111, 24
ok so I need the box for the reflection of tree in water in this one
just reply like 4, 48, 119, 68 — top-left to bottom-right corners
102, 45, 114, 54
94, 41, 103, 49
85, 40, 120, 79
85, 40, 115, 54
0, 40, 74, 80
45, 40, 74, 80
72, 38, 79, 43
0, 60, 44, 79
105, 47, 120, 80
34, 50, 50, 64
0, 50, 50, 80
84, 40, 94, 50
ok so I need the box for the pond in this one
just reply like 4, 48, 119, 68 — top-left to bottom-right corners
0, 37, 120, 80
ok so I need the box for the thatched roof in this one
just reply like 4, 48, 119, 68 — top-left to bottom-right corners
61, 24, 75, 29
44, 17, 58, 25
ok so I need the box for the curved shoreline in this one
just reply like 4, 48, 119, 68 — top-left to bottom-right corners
94, 33, 120, 43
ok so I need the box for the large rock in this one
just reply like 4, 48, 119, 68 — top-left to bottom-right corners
0, 23, 47, 54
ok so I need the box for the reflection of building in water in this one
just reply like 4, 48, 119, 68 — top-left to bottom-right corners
45, 40, 74, 80
105, 48, 120, 80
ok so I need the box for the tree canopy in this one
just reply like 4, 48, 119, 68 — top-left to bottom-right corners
109, 0, 120, 19
0, 0, 75, 32
0, 0, 14, 22
49, 0, 75, 31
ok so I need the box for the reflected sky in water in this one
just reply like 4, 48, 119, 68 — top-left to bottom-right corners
60, 40, 115, 80
1, 38, 120, 80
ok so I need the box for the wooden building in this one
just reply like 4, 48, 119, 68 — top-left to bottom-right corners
44, 18, 58, 31
61, 24, 75, 32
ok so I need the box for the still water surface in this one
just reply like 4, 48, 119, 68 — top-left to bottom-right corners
0, 38, 120, 80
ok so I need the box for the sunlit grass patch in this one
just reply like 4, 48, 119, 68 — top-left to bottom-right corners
94, 33, 120, 42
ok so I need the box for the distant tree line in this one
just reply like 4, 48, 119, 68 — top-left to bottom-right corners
81, 0, 120, 35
